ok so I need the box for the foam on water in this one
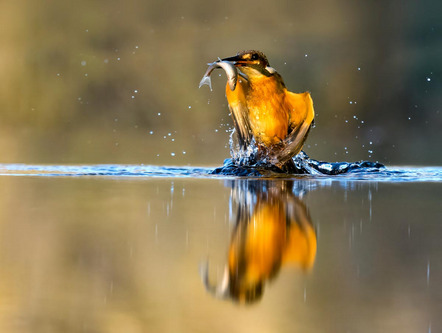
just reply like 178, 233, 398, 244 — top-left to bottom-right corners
0, 163, 441, 183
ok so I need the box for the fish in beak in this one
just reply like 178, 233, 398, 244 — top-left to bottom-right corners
199, 58, 238, 91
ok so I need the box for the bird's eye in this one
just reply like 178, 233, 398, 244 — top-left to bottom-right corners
251, 53, 259, 60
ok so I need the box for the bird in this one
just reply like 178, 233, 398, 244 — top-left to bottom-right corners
204, 50, 315, 171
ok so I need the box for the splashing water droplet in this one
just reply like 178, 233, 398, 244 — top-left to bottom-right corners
427, 260, 430, 286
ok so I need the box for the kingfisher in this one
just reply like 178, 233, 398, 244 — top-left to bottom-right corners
200, 50, 315, 171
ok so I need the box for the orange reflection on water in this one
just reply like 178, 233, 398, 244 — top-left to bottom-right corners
202, 180, 316, 303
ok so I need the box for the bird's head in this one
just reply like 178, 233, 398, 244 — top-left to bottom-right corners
220, 50, 276, 78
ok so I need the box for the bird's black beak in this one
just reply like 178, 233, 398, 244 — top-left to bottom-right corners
220, 54, 243, 65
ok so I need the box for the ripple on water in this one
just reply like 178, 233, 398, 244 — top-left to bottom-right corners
0, 162, 441, 183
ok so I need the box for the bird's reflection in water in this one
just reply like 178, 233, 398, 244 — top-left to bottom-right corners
201, 180, 317, 304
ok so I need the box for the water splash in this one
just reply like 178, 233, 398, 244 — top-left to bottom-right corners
212, 151, 385, 176
228, 131, 259, 166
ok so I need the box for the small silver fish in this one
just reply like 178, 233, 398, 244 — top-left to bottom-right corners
199, 60, 238, 91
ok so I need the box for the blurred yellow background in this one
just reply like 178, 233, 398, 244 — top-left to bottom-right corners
0, 0, 440, 166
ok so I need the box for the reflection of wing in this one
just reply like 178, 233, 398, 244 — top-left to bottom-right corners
283, 197, 317, 270
226, 79, 253, 149
271, 92, 315, 165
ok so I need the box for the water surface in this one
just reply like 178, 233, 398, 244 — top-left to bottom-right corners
0, 164, 440, 332
1, 164, 441, 182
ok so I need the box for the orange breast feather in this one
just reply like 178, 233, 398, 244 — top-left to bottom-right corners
227, 76, 290, 147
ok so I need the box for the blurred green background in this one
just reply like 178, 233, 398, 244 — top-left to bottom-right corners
0, 0, 440, 166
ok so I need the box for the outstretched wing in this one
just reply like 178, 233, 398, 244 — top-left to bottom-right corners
225, 79, 253, 149
270, 91, 315, 165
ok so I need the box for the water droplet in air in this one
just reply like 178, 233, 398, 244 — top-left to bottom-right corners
171, 152, 175, 156
81, 60, 87, 66
426, 77, 431, 82
427, 260, 430, 285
